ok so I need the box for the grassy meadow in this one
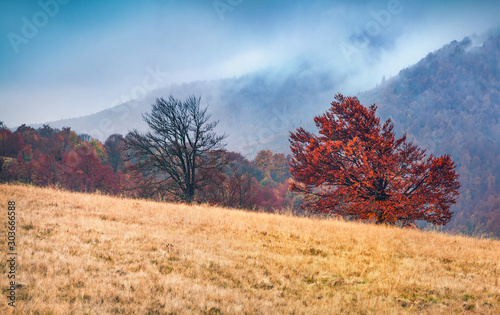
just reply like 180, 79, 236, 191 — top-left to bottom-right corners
0, 183, 499, 314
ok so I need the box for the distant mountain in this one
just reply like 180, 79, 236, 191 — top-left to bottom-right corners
358, 35, 500, 236
238, 33, 500, 236
36, 32, 500, 236
35, 61, 338, 155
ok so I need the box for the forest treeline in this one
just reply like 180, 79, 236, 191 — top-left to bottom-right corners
359, 36, 500, 237
2, 35, 499, 237
0, 123, 299, 212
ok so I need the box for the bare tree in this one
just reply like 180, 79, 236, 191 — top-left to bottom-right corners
124, 95, 227, 202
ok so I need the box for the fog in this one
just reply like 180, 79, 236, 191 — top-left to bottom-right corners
0, 0, 499, 127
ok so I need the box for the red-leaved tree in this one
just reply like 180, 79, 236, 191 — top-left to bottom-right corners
289, 94, 460, 226
59, 144, 118, 194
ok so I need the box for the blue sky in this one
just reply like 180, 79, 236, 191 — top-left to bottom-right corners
1, 0, 499, 126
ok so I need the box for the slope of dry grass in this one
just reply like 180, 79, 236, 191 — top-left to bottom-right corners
0, 183, 499, 314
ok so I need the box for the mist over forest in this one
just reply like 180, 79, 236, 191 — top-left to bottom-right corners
1, 2, 500, 313
1, 1, 499, 237
24, 31, 500, 236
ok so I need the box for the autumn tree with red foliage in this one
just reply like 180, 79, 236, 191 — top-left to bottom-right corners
32, 151, 57, 186
0, 128, 24, 157
254, 180, 293, 212
59, 144, 118, 194
289, 94, 460, 226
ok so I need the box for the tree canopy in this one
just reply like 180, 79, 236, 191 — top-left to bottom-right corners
124, 95, 227, 202
289, 94, 460, 226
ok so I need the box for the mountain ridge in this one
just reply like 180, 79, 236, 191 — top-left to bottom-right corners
29, 33, 500, 236
32, 62, 339, 154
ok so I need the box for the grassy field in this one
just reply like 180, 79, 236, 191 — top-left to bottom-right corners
0, 183, 499, 314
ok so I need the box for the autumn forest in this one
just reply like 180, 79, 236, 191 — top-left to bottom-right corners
0, 121, 296, 213
1, 35, 499, 238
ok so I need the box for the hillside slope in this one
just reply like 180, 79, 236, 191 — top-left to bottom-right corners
1, 184, 499, 314
242, 34, 500, 237
358, 34, 500, 237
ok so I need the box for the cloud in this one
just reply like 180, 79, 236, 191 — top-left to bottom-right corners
0, 0, 499, 127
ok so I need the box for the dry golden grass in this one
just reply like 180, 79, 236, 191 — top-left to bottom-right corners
0, 183, 499, 314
